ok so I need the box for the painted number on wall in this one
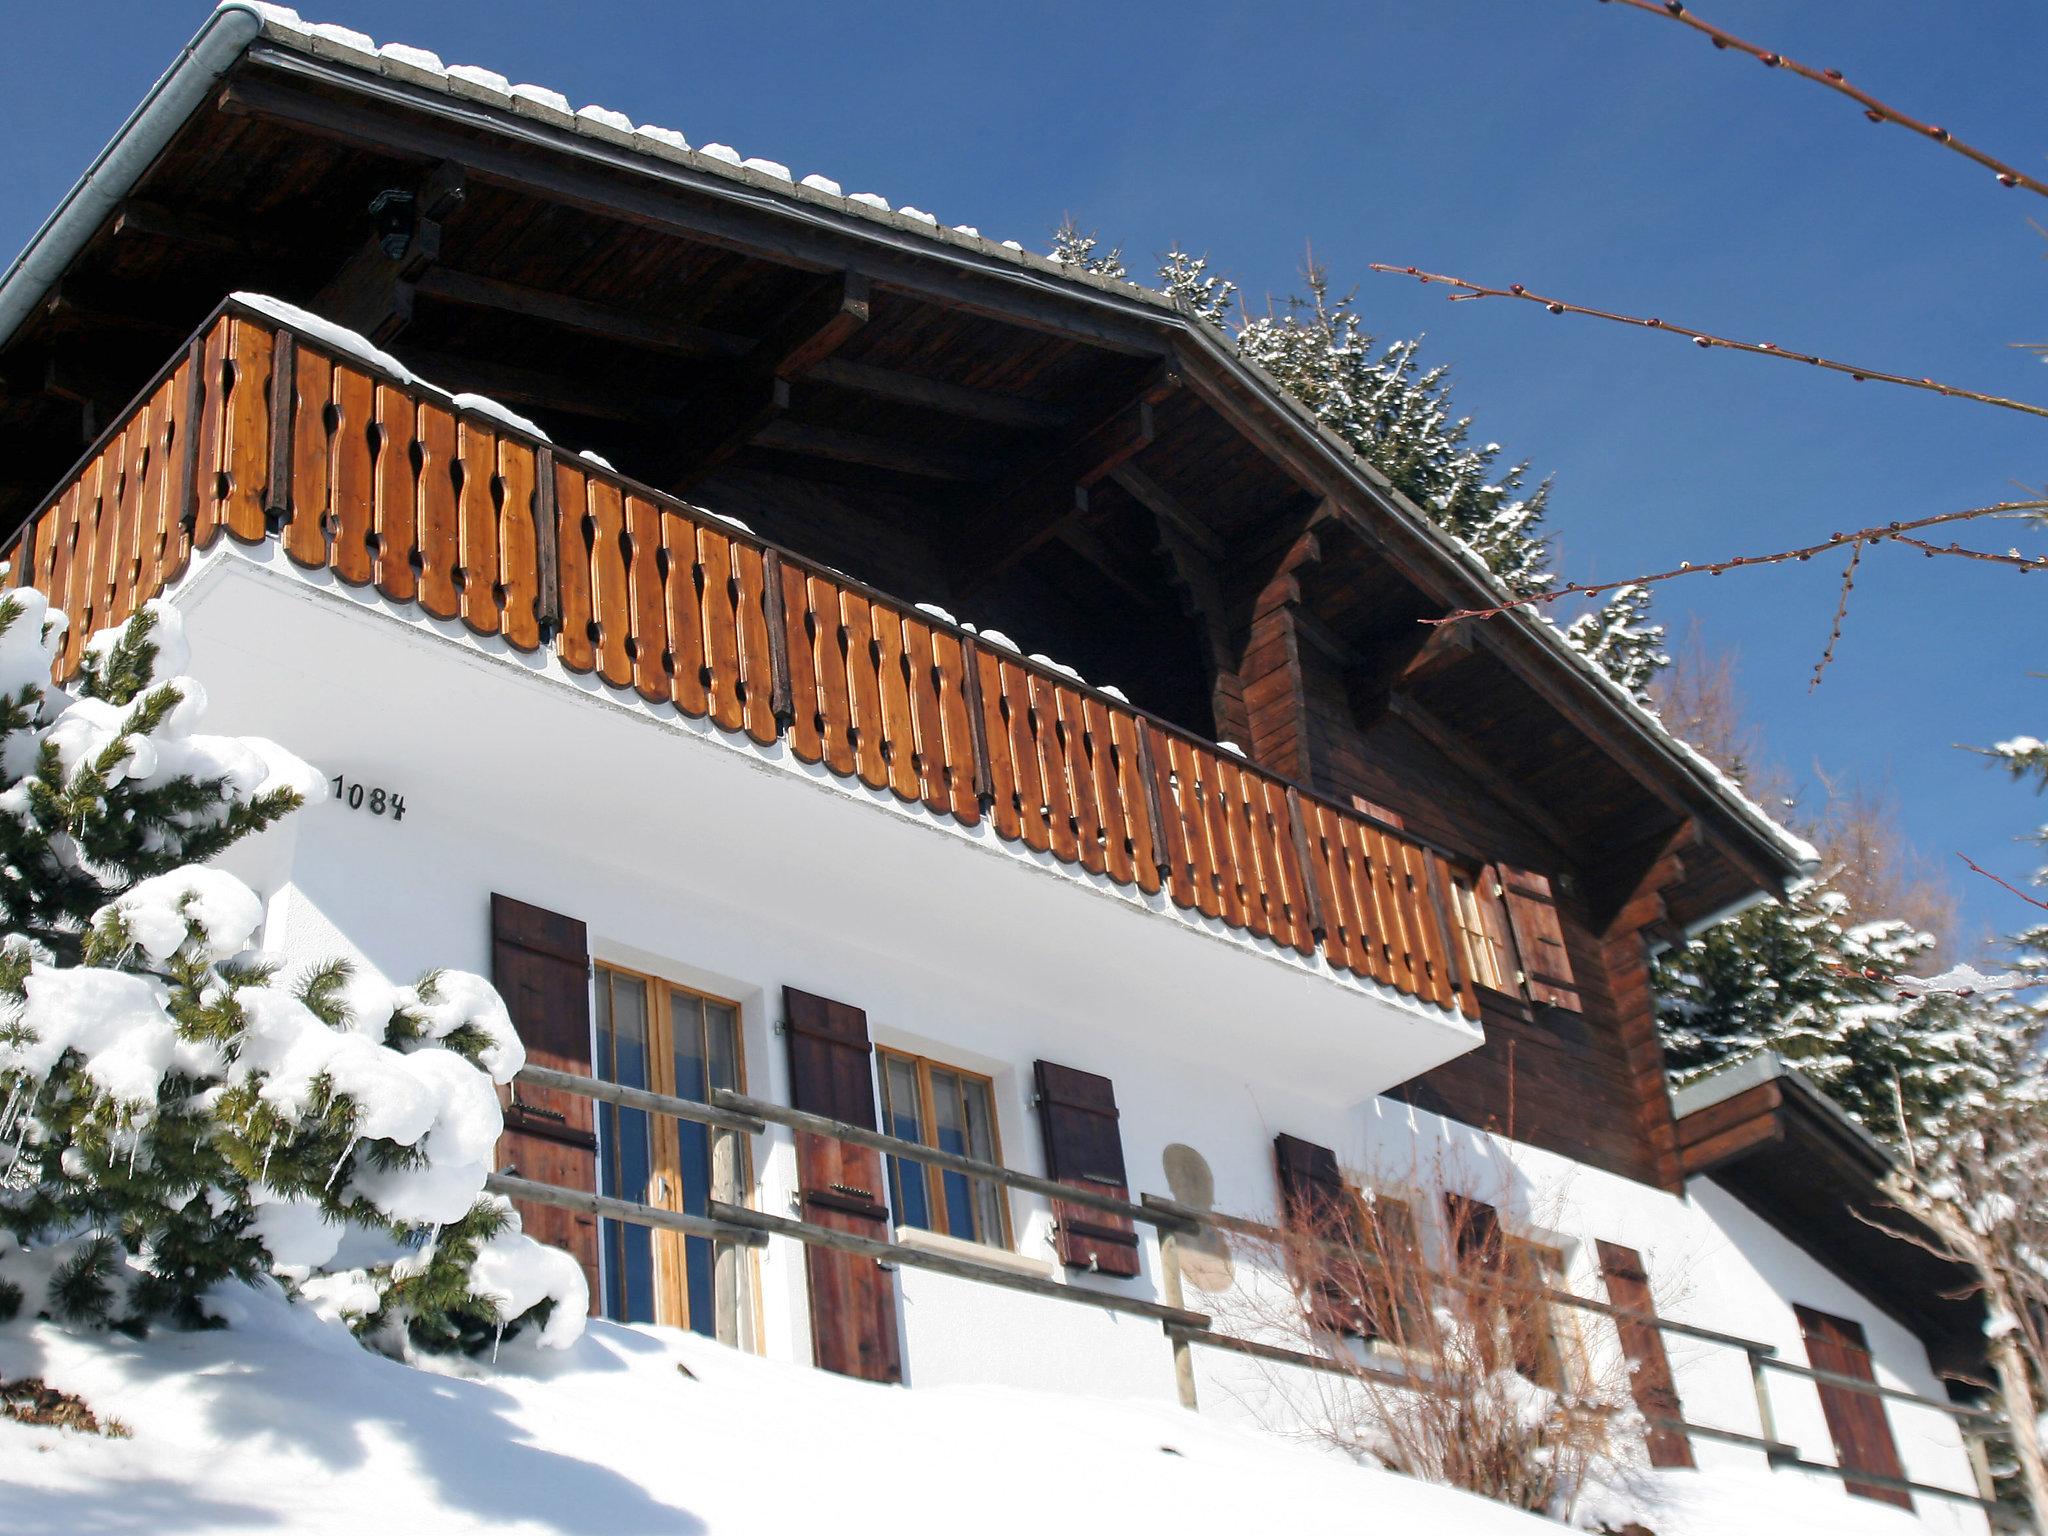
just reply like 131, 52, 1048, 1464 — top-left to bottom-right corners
330, 774, 407, 821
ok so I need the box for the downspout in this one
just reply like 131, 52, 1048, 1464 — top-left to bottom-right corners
0, 3, 267, 348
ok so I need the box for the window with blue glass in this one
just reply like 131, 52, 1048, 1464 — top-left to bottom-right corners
876, 1048, 1009, 1248
592, 965, 746, 1336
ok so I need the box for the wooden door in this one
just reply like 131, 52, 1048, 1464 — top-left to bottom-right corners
784, 986, 902, 1383
1794, 1305, 1912, 1509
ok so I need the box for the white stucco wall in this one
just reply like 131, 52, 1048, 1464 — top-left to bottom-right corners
179, 546, 1987, 1531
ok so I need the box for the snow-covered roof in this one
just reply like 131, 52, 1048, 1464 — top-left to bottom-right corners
0, 0, 1817, 890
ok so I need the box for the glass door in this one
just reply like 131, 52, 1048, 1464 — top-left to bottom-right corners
592, 966, 745, 1337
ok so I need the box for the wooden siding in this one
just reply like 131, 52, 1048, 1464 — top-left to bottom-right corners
6, 302, 1476, 1023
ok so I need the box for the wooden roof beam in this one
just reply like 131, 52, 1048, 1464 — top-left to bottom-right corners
313, 160, 466, 344
395, 347, 683, 427
750, 417, 991, 482
955, 364, 1180, 591
111, 198, 296, 264
1109, 463, 1223, 562
1388, 694, 1577, 854
662, 270, 871, 491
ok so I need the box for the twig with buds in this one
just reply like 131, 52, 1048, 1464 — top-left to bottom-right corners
1369, 265, 2048, 423
1422, 501, 2048, 625
1598, 0, 2048, 199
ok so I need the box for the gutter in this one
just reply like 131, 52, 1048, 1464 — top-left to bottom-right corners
0, 3, 266, 346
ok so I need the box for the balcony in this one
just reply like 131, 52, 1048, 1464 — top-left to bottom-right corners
8, 298, 1483, 1026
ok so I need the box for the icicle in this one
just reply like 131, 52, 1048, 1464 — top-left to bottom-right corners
325, 1137, 358, 1191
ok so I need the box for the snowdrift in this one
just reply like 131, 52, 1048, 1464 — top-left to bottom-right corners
0, 1281, 1931, 1535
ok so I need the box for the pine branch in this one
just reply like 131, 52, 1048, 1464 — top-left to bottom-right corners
1421, 501, 2048, 626
1369, 266, 2048, 423
1598, 0, 2048, 199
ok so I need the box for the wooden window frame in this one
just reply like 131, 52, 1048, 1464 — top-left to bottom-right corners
1448, 865, 1521, 1004
875, 1046, 1014, 1250
592, 961, 755, 1339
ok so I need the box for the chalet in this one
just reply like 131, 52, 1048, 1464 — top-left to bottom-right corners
0, 5, 1997, 1526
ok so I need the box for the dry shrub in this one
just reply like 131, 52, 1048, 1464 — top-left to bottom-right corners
1218, 1155, 1642, 1522
0, 1375, 130, 1437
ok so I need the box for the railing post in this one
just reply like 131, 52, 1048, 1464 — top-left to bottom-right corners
1134, 724, 1174, 883
263, 328, 296, 534
532, 445, 561, 646
1157, 1217, 1201, 1411
176, 333, 206, 538
1283, 787, 1328, 943
959, 636, 997, 811
711, 1121, 743, 1346
1749, 1348, 1782, 1459
761, 548, 795, 733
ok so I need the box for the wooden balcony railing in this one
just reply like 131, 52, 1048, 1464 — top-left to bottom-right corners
4, 299, 1478, 1020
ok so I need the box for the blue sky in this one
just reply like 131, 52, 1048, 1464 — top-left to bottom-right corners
4, 1, 2044, 948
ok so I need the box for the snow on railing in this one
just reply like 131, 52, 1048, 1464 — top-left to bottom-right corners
2, 297, 1477, 1018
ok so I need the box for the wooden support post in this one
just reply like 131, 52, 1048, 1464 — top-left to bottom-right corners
1157, 1223, 1200, 1411
532, 446, 560, 644
263, 328, 296, 533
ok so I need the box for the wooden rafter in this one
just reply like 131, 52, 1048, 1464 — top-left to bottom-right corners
662, 270, 871, 491
313, 160, 466, 344
751, 417, 990, 483
1388, 694, 1577, 854
955, 365, 1180, 590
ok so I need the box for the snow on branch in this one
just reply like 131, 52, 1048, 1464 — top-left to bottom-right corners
1598, 0, 2048, 199
1369, 266, 2048, 424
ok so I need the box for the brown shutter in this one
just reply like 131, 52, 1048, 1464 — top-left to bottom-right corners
1596, 1241, 1696, 1469
1444, 1191, 1503, 1271
1033, 1062, 1140, 1278
490, 893, 599, 1303
1795, 1305, 1913, 1510
1496, 866, 1582, 1011
782, 986, 902, 1383
1274, 1133, 1371, 1336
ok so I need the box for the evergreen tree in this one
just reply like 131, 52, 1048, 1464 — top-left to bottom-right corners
1656, 884, 2000, 1144
0, 594, 584, 1354
1049, 217, 1128, 281
1561, 583, 1668, 704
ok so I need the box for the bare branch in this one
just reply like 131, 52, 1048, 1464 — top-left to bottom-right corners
1599, 0, 2048, 199
1958, 852, 2048, 914
1369, 266, 2048, 423
1810, 540, 1863, 689
1424, 502, 2048, 625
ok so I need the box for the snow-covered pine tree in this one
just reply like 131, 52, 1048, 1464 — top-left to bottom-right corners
1561, 583, 1668, 704
0, 593, 584, 1356
1049, 217, 1128, 281
1655, 883, 1999, 1144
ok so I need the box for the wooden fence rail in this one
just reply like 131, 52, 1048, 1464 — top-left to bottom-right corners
4, 298, 1475, 1019
503, 1063, 1997, 1510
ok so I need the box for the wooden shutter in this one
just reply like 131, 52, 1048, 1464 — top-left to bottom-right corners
1033, 1061, 1140, 1277
1274, 1133, 1370, 1336
1596, 1241, 1696, 1469
783, 986, 902, 1383
490, 893, 599, 1303
1496, 866, 1582, 1011
1444, 1192, 1503, 1271
1795, 1305, 1912, 1509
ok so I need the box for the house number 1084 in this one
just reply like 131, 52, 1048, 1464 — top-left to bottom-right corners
330, 775, 407, 821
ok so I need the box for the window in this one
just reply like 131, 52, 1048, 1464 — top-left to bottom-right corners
1450, 870, 1515, 995
876, 1049, 1010, 1248
592, 965, 746, 1336
1359, 1194, 1432, 1349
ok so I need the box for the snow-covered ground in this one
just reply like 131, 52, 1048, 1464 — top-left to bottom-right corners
0, 1282, 1931, 1536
